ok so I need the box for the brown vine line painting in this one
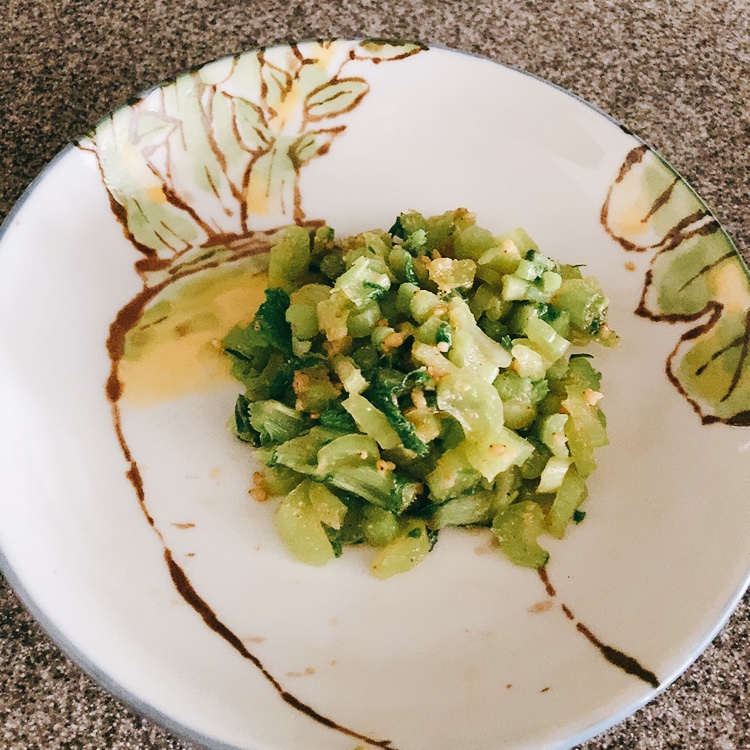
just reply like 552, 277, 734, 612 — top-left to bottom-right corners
601, 144, 750, 426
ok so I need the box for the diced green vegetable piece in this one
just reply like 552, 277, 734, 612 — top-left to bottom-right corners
325, 501, 366, 554
362, 506, 400, 546
342, 394, 401, 450
464, 427, 535, 482
565, 355, 602, 391
312, 225, 334, 257
502, 274, 532, 301
316, 433, 379, 476
361, 231, 392, 263
494, 227, 537, 258
351, 343, 379, 371
320, 251, 345, 279
469, 283, 497, 317
519, 438, 551, 480
286, 283, 329, 340
514, 258, 541, 282
447, 296, 512, 381
248, 400, 307, 445
493, 371, 546, 431
272, 427, 341, 475
268, 225, 311, 292
324, 460, 420, 514
348, 299, 381, 338
477, 241, 522, 277
560, 263, 584, 280
492, 501, 549, 568
426, 444, 482, 502
514, 250, 555, 282
544, 308, 571, 339
388, 246, 418, 283
564, 388, 607, 444
324, 463, 393, 508
538, 413, 569, 457
436, 321, 452, 346
410, 289, 445, 324
275, 481, 335, 566
391, 209, 470, 254
292, 340, 309, 363
454, 224, 497, 261
308, 483, 348, 530
563, 392, 609, 478
429, 489, 493, 529
547, 465, 588, 538
293, 365, 340, 413
403, 405, 441, 444
224, 288, 293, 357
317, 289, 353, 342
366, 394, 429, 457
544, 355, 570, 382
428, 257, 476, 292
370, 520, 430, 579
390, 475, 422, 513
537, 455, 573, 493
415, 314, 449, 346
396, 282, 420, 315
335, 255, 391, 307
402, 228, 428, 254
371, 325, 396, 350
507, 301, 541, 336
493, 466, 521, 511
412, 341, 459, 380
333, 356, 368, 395
510, 342, 547, 380
524, 316, 570, 362
538, 414, 570, 458
541, 271, 562, 295
552, 277, 610, 337
436, 370, 505, 445
364, 371, 431, 457
287, 315, 315, 348
262, 464, 304, 496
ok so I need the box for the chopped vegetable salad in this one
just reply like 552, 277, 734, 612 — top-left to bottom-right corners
223, 209, 617, 578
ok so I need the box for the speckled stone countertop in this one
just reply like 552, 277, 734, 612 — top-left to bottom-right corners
1, 1, 748, 748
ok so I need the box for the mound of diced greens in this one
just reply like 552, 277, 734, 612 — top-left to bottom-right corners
223, 209, 618, 579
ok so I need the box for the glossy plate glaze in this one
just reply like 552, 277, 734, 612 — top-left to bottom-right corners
1, 40, 749, 750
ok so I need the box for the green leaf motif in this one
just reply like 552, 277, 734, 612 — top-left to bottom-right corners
640, 224, 740, 320
291, 128, 346, 166
160, 74, 245, 234
671, 308, 750, 425
353, 40, 426, 61
132, 112, 178, 150
233, 96, 272, 153
602, 145, 750, 425
197, 55, 235, 86
95, 105, 208, 258
91, 41, 426, 283
208, 92, 256, 195
260, 56, 296, 116
305, 78, 370, 121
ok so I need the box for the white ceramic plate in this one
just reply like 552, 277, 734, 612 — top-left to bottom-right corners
1, 40, 749, 750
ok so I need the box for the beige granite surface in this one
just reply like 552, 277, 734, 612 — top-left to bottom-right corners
1, 1, 748, 748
